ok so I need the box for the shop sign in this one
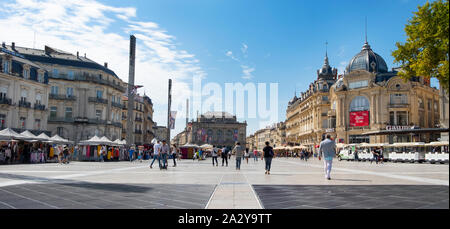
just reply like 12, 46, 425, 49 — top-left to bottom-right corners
325, 128, 335, 133
349, 111, 369, 127
385, 125, 414, 130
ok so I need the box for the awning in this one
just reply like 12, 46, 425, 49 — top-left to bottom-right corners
362, 128, 449, 136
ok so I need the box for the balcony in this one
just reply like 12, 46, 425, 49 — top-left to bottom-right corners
122, 115, 127, 120
49, 72, 126, 93
0, 97, 12, 105
111, 122, 122, 128
88, 118, 107, 124
88, 97, 108, 104
48, 117, 74, 123
135, 117, 143, 122
388, 103, 409, 108
134, 130, 143, 134
49, 94, 76, 101
74, 117, 89, 123
18, 101, 31, 108
111, 102, 124, 109
34, 104, 46, 111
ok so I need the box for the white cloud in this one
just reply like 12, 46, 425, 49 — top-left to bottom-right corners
0, 0, 205, 135
241, 43, 248, 56
241, 65, 255, 79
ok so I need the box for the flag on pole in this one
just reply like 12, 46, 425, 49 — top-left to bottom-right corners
169, 111, 177, 129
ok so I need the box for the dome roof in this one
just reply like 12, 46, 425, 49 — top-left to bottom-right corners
319, 55, 332, 75
346, 42, 388, 74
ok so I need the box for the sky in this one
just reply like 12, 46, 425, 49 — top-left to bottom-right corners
0, 0, 440, 138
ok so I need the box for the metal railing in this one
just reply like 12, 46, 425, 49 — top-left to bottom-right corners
49, 94, 77, 101
88, 97, 108, 104
0, 97, 12, 105
18, 101, 31, 108
34, 104, 46, 110
48, 117, 74, 123
111, 102, 124, 109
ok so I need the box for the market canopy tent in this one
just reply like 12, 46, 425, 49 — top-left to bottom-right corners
426, 141, 449, 147
200, 144, 213, 149
20, 130, 39, 142
36, 133, 51, 142
49, 134, 73, 144
0, 128, 25, 140
99, 136, 113, 146
79, 136, 106, 145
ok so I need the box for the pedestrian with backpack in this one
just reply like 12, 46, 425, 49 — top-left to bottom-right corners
221, 146, 228, 167
262, 142, 274, 175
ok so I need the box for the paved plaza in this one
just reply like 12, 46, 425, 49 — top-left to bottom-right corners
0, 157, 448, 209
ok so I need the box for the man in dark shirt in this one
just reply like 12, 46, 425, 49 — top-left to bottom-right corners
262, 142, 274, 175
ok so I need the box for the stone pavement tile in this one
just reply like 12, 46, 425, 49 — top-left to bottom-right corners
374, 200, 432, 209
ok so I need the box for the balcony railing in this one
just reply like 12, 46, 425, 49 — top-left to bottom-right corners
135, 117, 143, 122
388, 103, 409, 108
0, 97, 12, 105
49, 72, 126, 93
49, 94, 76, 101
122, 116, 127, 120
34, 104, 46, 111
112, 122, 122, 128
48, 117, 74, 123
18, 101, 31, 108
88, 97, 108, 104
88, 118, 107, 124
134, 130, 143, 134
111, 102, 124, 109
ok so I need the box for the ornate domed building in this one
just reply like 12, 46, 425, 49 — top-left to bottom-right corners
329, 40, 440, 144
284, 38, 441, 150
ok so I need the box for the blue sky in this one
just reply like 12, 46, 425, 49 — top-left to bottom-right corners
0, 0, 439, 138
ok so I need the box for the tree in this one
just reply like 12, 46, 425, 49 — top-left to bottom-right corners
392, 0, 449, 92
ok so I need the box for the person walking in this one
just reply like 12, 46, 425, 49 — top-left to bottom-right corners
171, 145, 177, 167
319, 135, 337, 180
128, 146, 135, 162
160, 140, 170, 170
244, 148, 249, 164
150, 141, 161, 169
211, 145, 219, 167
232, 142, 244, 170
253, 149, 258, 162
228, 148, 232, 160
262, 142, 274, 175
371, 148, 379, 164
221, 146, 228, 166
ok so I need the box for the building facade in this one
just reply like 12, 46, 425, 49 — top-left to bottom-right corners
0, 43, 50, 135
285, 53, 337, 148
2, 43, 126, 142
121, 94, 154, 145
153, 125, 169, 142
285, 40, 440, 147
175, 112, 247, 148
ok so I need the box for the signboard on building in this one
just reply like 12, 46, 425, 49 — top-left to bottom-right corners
349, 111, 369, 127
385, 125, 414, 130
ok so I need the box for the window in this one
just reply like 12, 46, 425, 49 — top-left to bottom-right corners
21, 90, 27, 102
390, 94, 408, 104
57, 127, 64, 137
332, 101, 336, 110
23, 69, 29, 79
111, 111, 114, 121
397, 111, 408, 126
65, 107, 72, 119
0, 114, 6, 129
427, 99, 432, 110
322, 96, 328, 101
349, 96, 370, 112
96, 90, 103, 98
19, 117, 26, 129
66, 87, 73, 97
348, 80, 368, 89
51, 86, 58, 95
35, 119, 41, 130
112, 95, 115, 103
322, 119, 328, 128
67, 70, 74, 80
418, 98, 424, 109
3, 60, 9, 73
50, 107, 57, 118
36, 93, 42, 104
38, 72, 44, 83
0, 87, 7, 99
53, 69, 59, 78
96, 110, 102, 119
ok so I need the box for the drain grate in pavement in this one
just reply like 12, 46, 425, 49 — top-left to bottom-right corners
252, 185, 449, 209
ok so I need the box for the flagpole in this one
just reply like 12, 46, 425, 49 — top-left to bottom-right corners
127, 35, 136, 147
167, 79, 172, 143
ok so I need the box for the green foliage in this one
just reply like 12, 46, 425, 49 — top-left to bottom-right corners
392, 0, 449, 92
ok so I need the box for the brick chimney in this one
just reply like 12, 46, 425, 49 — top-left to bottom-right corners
104, 62, 108, 68
11, 42, 15, 50
77, 51, 79, 58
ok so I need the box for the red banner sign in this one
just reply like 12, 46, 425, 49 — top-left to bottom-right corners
349, 111, 369, 127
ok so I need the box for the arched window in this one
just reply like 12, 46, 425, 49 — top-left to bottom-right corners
349, 96, 369, 112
